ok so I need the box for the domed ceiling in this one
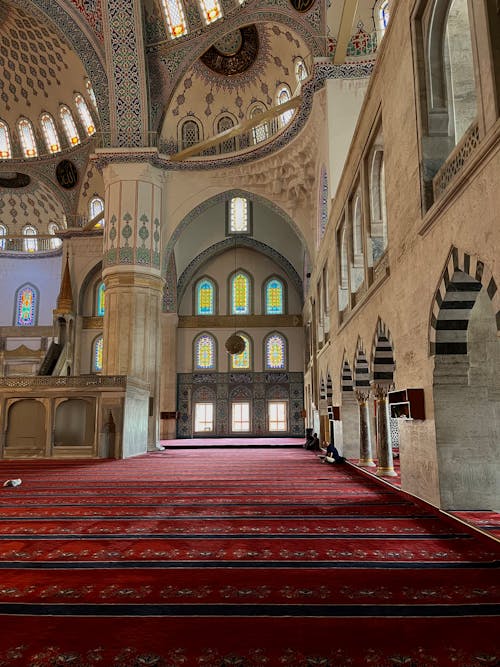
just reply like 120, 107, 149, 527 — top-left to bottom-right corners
0, 176, 66, 235
160, 22, 311, 153
0, 0, 97, 156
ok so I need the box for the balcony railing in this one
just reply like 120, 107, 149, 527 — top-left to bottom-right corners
0, 234, 63, 254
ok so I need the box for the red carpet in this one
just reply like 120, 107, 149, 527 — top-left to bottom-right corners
0, 448, 499, 666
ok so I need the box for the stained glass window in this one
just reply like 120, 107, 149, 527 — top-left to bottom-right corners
40, 114, 60, 154
161, 0, 188, 39
23, 225, 38, 253
18, 118, 38, 158
231, 334, 250, 370
60, 106, 80, 146
93, 336, 103, 372
0, 224, 7, 250
15, 285, 37, 326
380, 1, 390, 30
265, 333, 286, 370
198, 0, 222, 24
75, 94, 96, 136
231, 272, 250, 315
265, 278, 284, 315
196, 278, 215, 315
89, 196, 104, 227
194, 333, 216, 370
97, 282, 105, 317
229, 198, 248, 233
0, 121, 12, 158
85, 79, 98, 111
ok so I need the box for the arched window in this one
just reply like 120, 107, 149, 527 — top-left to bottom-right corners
264, 277, 284, 315
228, 197, 249, 233
294, 58, 308, 84
350, 194, 364, 294
14, 284, 38, 326
198, 0, 222, 24
48, 223, 62, 250
18, 118, 38, 158
181, 119, 200, 149
96, 282, 105, 317
318, 166, 328, 242
230, 333, 251, 370
230, 271, 251, 315
93, 335, 103, 372
265, 332, 286, 370
276, 85, 294, 127
337, 222, 349, 312
250, 105, 269, 144
40, 113, 60, 154
196, 277, 215, 315
60, 106, 80, 146
89, 196, 105, 227
369, 146, 387, 264
161, 0, 188, 38
0, 121, 12, 158
217, 116, 236, 153
23, 225, 38, 253
194, 333, 216, 370
85, 79, 98, 111
0, 224, 7, 250
75, 94, 96, 136
378, 0, 390, 32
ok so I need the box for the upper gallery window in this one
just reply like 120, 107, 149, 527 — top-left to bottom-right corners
161, 0, 188, 38
75, 94, 96, 136
194, 332, 217, 370
217, 116, 236, 153
196, 277, 216, 315
60, 106, 80, 146
198, 0, 222, 24
228, 197, 249, 233
96, 282, 105, 317
93, 335, 103, 372
18, 118, 38, 158
294, 58, 308, 84
85, 79, 98, 111
181, 119, 200, 149
89, 196, 105, 227
249, 104, 269, 144
48, 223, 62, 250
0, 224, 7, 250
40, 114, 60, 154
276, 85, 294, 127
0, 121, 12, 158
15, 284, 38, 326
230, 271, 251, 315
264, 277, 284, 315
23, 225, 38, 253
265, 332, 287, 370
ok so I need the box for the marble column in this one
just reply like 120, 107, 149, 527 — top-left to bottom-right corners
354, 390, 375, 467
101, 161, 165, 450
373, 383, 397, 477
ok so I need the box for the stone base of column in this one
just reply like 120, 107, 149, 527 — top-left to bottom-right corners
376, 465, 397, 477
358, 458, 376, 467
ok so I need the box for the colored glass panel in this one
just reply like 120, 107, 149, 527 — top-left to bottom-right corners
230, 198, 248, 232
60, 106, 80, 146
197, 279, 214, 315
75, 94, 95, 135
196, 334, 215, 370
40, 114, 60, 154
266, 279, 283, 314
94, 336, 103, 372
266, 334, 285, 370
231, 335, 250, 370
232, 273, 249, 314
199, 0, 222, 24
0, 121, 11, 158
161, 0, 188, 38
18, 119, 37, 157
90, 197, 104, 227
97, 282, 105, 317
16, 287, 36, 326
23, 226, 37, 253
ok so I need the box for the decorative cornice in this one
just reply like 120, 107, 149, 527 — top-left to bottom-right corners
82, 317, 104, 329
179, 314, 302, 328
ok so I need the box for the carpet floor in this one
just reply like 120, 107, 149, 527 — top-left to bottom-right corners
0, 448, 498, 667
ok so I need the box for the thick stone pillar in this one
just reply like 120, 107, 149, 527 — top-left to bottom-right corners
354, 390, 375, 467
373, 384, 397, 477
102, 162, 165, 450
160, 312, 178, 440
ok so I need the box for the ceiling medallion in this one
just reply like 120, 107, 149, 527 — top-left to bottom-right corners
0, 172, 31, 188
200, 24, 259, 76
289, 0, 315, 12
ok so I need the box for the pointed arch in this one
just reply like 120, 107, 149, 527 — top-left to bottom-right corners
430, 247, 500, 355
371, 319, 395, 385
354, 340, 371, 389
92, 334, 104, 372
263, 275, 286, 315
194, 276, 217, 316
319, 373, 326, 402
326, 370, 333, 405
229, 269, 252, 315
341, 354, 354, 393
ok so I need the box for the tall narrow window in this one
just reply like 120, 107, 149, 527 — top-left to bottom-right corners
0, 121, 12, 158
318, 166, 329, 242
196, 278, 215, 315
97, 282, 105, 317
265, 333, 286, 370
198, 0, 222, 24
85, 79, 98, 111
276, 85, 294, 127
231, 333, 251, 370
18, 119, 38, 158
23, 225, 38, 253
181, 119, 200, 149
0, 224, 7, 250
75, 94, 96, 136
15, 285, 38, 326
48, 223, 62, 250
89, 196, 105, 227
231, 271, 251, 315
265, 278, 284, 315
93, 336, 103, 372
268, 401, 287, 431
231, 401, 250, 431
194, 403, 214, 432
60, 106, 80, 146
40, 114, 60, 154
229, 198, 249, 233
294, 58, 308, 84
250, 105, 269, 144
217, 116, 236, 153
161, 0, 188, 38
194, 333, 216, 370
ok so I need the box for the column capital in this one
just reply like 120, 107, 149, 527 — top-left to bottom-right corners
354, 389, 370, 404
371, 382, 394, 400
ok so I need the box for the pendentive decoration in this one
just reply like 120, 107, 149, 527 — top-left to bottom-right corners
200, 25, 259, 76
225, 333, 245, 355
56, 160, 78, 189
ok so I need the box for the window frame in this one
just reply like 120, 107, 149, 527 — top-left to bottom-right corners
193, 331, 218, 371
264, 331, 288, 371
